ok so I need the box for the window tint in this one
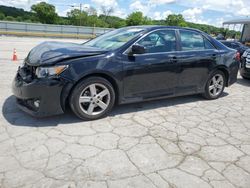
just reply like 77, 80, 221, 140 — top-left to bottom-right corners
180, 30, 215, 51
136, 30, 176, 53
204, 38, 216, 49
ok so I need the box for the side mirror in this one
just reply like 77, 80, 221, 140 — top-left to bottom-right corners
131, 44, 146, 55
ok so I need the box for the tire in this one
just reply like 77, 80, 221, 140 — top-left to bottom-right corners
69, 77, 115, 120
202, 70, 226, 100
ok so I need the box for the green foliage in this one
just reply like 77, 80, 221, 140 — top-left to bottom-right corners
56, 17, 70, 25
0, 4, 241, 39
0, 5, 33, 18
5, 16, 15, 21
151, 20, 165, 25
31, 2, 58, 24
186, 22, 219, 35
67, 9, 88, 26
0, 12, 5, 20
165, 14, 187, 27
126, 11, 151, 26
99, 15, 126, 28
16, 16, 23, 22
86, 15, 101, 26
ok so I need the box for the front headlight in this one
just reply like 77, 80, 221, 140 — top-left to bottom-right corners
36, 65, 68, 78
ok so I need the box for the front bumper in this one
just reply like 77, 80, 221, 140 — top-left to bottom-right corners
12, 71, 65, 117
240, 58, 250, 78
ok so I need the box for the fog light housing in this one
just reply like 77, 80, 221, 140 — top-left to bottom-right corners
34, 100, 40, 108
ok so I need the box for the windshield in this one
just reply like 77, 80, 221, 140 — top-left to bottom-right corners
83, 27, 145, 50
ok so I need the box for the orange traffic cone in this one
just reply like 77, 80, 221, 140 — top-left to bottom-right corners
12, 48, 18, 61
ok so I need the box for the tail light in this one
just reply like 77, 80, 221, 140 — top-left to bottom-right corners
235, 52, 241, 62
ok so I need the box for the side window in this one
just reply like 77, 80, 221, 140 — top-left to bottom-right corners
204, 38, 216, 49
136, 30, 177, 53
180, 30, 215, 51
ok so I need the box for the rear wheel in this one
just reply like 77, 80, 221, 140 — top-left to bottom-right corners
70, 77, 115, 120
203, 70, 225, 100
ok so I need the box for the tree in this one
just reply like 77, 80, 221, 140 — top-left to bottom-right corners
0, 12, 5, 20
126, 11, 148, 26
67, 9, 88, 26
165, 14, 187, 27
99, 15, 126, 28
16, 16, 23, 22
144, 16, 153, 25
86, 15, 100, 26
86, 6, 97, 16
5, 16, 15, 21
0, 4, 241, 38
108, 16, 127, 28
101, 6, 114, 22
56, 17, 70, 25
31, 2, 58, 24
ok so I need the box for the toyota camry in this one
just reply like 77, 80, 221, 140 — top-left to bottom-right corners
12, 26, 239, 120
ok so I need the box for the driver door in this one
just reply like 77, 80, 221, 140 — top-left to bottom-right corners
122, 29, 179, 100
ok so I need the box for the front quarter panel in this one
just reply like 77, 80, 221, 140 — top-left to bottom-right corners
58, 52, 124, 101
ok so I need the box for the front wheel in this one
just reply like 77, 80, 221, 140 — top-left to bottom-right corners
202, 70, 226, 100
69, 77, 115, 120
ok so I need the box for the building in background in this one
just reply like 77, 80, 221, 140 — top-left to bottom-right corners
223, 18, 250, 46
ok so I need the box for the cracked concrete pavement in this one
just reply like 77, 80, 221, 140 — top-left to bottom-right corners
0, 36, 250, 188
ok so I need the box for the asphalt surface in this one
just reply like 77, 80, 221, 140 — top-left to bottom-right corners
0, 36, 250, 188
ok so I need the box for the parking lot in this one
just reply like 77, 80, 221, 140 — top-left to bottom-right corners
0, 36, 250, 188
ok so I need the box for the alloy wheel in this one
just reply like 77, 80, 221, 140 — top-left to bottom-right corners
78, 83, 111, 116
208, 74, 224, 97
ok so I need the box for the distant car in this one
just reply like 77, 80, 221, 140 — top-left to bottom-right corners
240, 49, 250, 79
220, 40, 249, 57
12, 26, 239, 120
216, 34, 226, 40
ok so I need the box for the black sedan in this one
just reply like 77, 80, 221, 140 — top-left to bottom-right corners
220, 40, 248, 57
12, 26, 239, 120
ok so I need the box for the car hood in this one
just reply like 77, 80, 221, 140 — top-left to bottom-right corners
26, 41, 107, 66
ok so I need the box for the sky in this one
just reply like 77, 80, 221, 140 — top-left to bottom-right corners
0, 0, 249, 27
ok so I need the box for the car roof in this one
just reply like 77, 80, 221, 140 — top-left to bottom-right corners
124, 25, 203, 33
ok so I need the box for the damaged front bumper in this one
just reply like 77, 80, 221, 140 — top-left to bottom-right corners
12, 66, 66, 117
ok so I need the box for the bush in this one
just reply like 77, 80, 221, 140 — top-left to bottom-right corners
0, 12, 5, 20
5, 16, 15, 21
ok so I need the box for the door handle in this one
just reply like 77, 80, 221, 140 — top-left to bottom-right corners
170, 56, 178, 63
211, 54, 217, 59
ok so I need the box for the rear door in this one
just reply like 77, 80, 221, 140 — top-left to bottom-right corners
175, 29, 219, 94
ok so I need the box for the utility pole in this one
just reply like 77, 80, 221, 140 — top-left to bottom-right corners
79, 3, 82, 26
55, 3, 88, 26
